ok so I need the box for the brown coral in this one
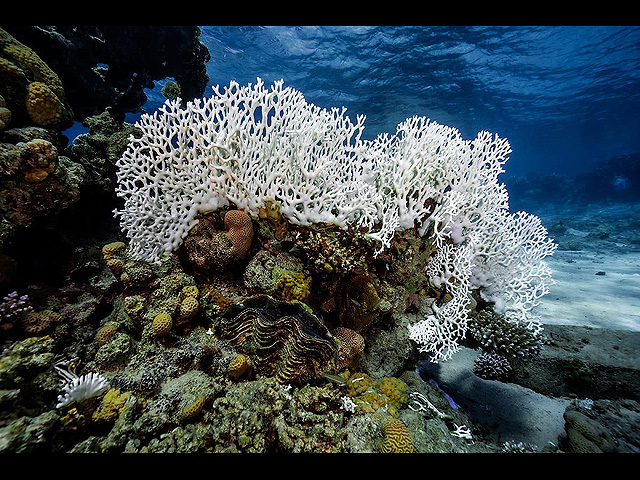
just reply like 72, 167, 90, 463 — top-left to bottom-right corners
184, 214, 235, 272
19, 138, 58, 183
21, 309, 62, 335
332, 327, 365, 372
224, 209, 254, 259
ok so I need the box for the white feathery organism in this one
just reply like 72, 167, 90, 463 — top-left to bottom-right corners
114, 78, 556, 362
55, 363, 109, 409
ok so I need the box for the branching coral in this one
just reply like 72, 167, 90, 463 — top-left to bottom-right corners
114, 78, 556, 362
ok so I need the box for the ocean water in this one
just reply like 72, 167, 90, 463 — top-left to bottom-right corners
149, 26, 640, 178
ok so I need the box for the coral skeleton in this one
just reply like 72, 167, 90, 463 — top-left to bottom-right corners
114, 78, 556, 362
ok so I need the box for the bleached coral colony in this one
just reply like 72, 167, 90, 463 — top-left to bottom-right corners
114, 78, 556, 362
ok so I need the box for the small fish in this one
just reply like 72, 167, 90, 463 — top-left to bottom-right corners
322, 373, 347, 386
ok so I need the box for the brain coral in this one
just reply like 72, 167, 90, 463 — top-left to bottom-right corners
224, 210, 254, 259
379, 417, 414, 453
332, 327, 365, 372
152, 312, 173, 337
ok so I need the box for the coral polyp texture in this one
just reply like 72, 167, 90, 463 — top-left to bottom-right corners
114, 78, 556, 362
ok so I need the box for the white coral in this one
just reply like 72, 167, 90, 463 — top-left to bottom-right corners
55, 365, 109, 409
114, 78, 556, 362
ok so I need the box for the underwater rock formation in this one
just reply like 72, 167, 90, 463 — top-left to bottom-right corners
0, 132, 85, 246
184, 210, 254, 274
220, 295, 339, 384
0, 28, 73, 130
1, 26, 211, 122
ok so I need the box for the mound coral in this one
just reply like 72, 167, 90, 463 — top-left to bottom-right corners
152, 312, 173, 337
379, 417, 414, 453
224, 210, 254, 259
0, 28, 72, 130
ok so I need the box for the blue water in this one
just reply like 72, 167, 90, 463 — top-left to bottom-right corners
136, 26, 640, 179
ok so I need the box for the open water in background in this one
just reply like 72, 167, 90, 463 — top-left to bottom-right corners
139, 26, 640, 181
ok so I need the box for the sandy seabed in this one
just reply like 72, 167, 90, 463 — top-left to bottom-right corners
539, 250, 640, 332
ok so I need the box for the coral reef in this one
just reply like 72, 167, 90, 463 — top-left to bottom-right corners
0, 68, 580, 454
0, 28, 73, 130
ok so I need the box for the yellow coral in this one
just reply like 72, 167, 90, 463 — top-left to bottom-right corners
228, 353, 252, 380
92, 389, 131, 423
375, 377, 409, 408
356, 391, 388, 413
379, 418, 414, 453
181, 396, 206, 422
152, 312, 173, 337
106, 258, 125, 276
96, 325, 118, 345
0, 37, 65, 100
276, 270, 311, 302
102, 241, 127, 259
346, 372, 373, 397
26, 81, 64, 128
181, 285, 199, 299
178, 296, 199, 323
